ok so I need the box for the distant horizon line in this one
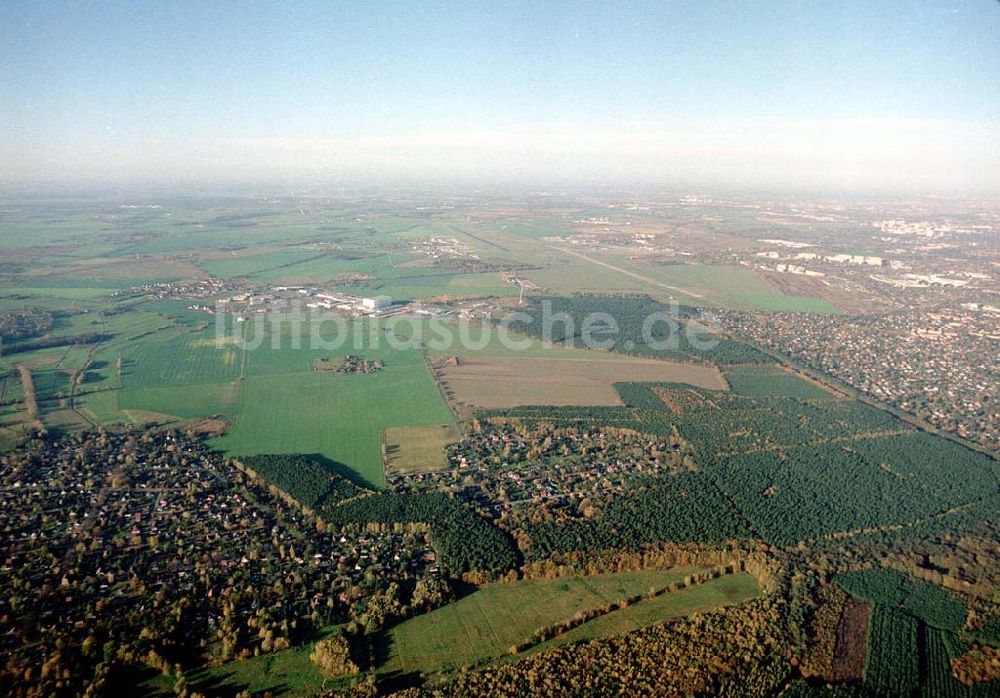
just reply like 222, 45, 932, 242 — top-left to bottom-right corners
1, 177, 996, 202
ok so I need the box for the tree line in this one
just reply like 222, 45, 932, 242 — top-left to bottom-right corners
238, 453, 365, 510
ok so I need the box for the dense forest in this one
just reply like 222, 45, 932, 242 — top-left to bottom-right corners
478, 381, 1000, 551
834, 569, 967, 632
522, 474, 749, 560
239, 453, 365, 509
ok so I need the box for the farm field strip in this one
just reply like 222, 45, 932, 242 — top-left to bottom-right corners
380, 567, 761, 673
383, 424, 457, 475
439, 355, 727, 408
382, 566, 711, 674
524, 572, 762, 656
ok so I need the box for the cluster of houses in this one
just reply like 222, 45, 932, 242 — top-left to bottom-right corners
121, 278, 237, 300
405, 235, 477, 260
388, 422, 688, 514
720, 307, 1000, 451
0, 428, 441, 689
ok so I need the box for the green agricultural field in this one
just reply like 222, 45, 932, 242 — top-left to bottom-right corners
81, 311, 222, 382
52, 345, 95, 371
252, 252, 423, 284
29, 366, 73, 401
21, 255, 200, 286
351, 279, 518, 302
104, 317, 245, 422
101, 310, 180, 341
473, 218, 574, 240
448, 272, 516, 289
102, 214, 365, 258
380, 566, 713, 675
199, 249, 327, 279
75, 389, 128, 425
211, 319, 454, 487
0, 218, 110, 250
117, 382, 239, 421
0, 286, 112, 301
38, 407, 90, 432
0, 347, 75, 373
640, 264, 839, 312
0, 371, 24, 405
423, 320, 639, 361
120, 326, 241, 388
49, 311, 106, 336
524, 259, 664, 298
526, 258, 839, 312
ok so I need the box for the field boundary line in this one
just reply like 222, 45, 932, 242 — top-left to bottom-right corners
421, 350, 465, 430
470, 586, 506, 655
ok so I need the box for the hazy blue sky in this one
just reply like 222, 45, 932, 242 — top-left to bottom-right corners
2, 1, 998, 191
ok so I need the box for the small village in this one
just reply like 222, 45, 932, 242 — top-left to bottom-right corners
387, 421, 692, 514
0, 429, 448, 686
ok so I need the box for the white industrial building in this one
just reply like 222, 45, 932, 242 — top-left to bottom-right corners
361, 296, 392, 311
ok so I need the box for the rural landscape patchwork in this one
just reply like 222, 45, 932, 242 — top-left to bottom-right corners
0, 191, 998, 697
3, 2, 1000, 697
